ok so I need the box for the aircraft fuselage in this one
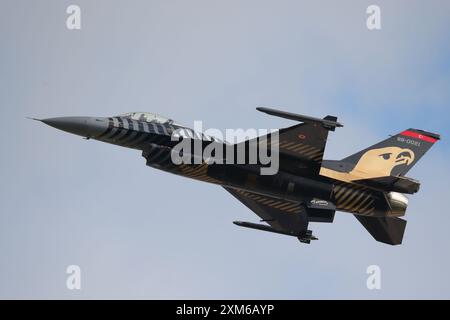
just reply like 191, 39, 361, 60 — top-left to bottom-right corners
39, 115, 399, 219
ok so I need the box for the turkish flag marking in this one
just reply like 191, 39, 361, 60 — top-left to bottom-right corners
401, 130, 437, 143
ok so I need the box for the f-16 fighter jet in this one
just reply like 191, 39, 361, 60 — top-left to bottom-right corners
35, 107, 440, 245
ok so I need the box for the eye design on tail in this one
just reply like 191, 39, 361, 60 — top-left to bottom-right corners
349, 147, 416, 179
378, 150, 414, 165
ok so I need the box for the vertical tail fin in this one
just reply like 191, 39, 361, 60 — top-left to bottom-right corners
340, 129, 440, 178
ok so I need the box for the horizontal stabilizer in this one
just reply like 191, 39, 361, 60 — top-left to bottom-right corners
256, 107, 343, 131
355, 215, 407, 245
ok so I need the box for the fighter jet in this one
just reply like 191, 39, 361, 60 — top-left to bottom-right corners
35, 107, 440, 245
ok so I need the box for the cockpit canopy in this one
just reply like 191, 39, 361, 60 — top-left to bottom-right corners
119, 112, 175, 124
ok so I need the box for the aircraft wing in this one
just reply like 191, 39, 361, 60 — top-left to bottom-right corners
223, 186, 309, 236
236, 107, 342, 175
278, 122, 329, 163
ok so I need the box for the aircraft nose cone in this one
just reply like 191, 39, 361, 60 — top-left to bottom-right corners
41, 117, 108, 138
41, 117, 90, 137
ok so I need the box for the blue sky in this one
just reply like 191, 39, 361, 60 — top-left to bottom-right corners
1, 0, 449, 299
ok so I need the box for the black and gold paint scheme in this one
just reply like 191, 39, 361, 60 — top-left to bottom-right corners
40, 108, 440, 246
